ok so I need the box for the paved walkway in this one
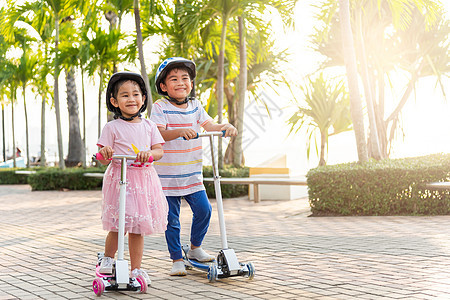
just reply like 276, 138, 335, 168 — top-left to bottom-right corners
1, 185, 450, 299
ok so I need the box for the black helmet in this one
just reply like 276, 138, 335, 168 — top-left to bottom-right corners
155, 57, 196, 96
106, 71, 148, 118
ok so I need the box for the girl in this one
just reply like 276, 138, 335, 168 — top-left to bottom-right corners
96, 71, 168, 283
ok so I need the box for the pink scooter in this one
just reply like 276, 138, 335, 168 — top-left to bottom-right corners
92, 153, 153, 296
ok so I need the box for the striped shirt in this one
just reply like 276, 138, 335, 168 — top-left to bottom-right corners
150, 98, 212, 196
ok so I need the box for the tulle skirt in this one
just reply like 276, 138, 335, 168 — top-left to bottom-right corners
101, 161, 168, 235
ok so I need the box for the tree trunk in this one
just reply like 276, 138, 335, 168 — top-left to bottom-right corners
40, 96, 46, 166
356, 7, 382, 160
339, 0, 368, 163
319, 130, 326, 166
65, 67, 82, 167
22, 84, 30, 168
2, 103, 6, 163
81, 67, 87, 167
134, 0, 152, 114
11, 90, 16, 168
233, 16, 247, 167
54, 13, 65, 169
223, 83, 235, 164
217, 16, 228, 168
98, 65, 104, 139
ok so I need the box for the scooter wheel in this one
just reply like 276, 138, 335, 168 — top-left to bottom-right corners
207, 264, 218, 283
93, 278, 105, 296
246, 262, 255, 280
135, 275, 148, 293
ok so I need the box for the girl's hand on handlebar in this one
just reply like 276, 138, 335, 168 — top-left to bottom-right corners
221, 124, 238, 137
179, 128, 198, 140
136, 150, 153, 163
99, 146, 114, 161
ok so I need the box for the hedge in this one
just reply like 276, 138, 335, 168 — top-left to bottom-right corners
0, 168, 29, 184
203, 165, 249, 198
27, 167, 105, 190
1, 165, 249, 198
307, 153, 450, 216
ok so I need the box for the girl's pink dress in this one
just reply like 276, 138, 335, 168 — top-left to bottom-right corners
97, 119, 168, 235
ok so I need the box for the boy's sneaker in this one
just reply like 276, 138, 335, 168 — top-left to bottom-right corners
170, 261, 187, 276
187, 247, 215, 262
131, 268, 151, 286
98, 256, 114, 274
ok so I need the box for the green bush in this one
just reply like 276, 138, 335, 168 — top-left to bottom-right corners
28, 167, 104, 191
203, 165, 249, 198
307, 153, 450, 216
0, 168, 30, 184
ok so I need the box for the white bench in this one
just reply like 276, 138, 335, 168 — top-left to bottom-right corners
83, 173, 105, 178
14, 170, 36, 175
203, 177, 307, 203
425, 182, 450, 190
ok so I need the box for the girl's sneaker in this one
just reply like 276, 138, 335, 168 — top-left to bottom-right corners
187, 247, 215, 262
170, 261, 187, 276
131, 268, 151, 286
98, 257, 114, 274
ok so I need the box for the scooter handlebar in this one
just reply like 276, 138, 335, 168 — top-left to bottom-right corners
94, 153, 154, 163
183, 131, 226, 140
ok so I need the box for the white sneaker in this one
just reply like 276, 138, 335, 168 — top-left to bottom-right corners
187, 247, 215, 262
98, 257, 114, 274
131, 268, 151, 286
170, 261, 187, 276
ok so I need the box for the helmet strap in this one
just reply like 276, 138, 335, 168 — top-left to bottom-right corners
114, 112, 142, 121
165, 96, 191, 105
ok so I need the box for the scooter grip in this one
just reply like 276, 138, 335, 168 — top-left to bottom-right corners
182, 133, 199, 140
94, 153, 111, 161
182, 131, 226, 140
94, 153, 154, 163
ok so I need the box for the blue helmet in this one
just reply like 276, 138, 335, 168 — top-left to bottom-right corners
155, 57, 196, 96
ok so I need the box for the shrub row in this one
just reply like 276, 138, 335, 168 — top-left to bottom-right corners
203, 165, 249, 198
307, 153, 450, 216
0, 165, 249, 198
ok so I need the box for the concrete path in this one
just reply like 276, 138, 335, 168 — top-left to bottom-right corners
1, 185, 450, 299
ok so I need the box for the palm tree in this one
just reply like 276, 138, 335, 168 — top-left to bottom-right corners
17, 47, 38, 168
87, 25, 122, 138
287, 73, 352, 166
58, 14, 84, 167
47, 0, 68, 169
314, 0, 446, 159
338, 0, 368, 162
134, 0, 152, 112
5, 0, 55, 167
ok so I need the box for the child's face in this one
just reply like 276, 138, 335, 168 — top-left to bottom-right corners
160, 68, 193, 102
110, 80, 145, 118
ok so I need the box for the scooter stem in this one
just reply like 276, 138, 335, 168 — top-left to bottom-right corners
117, 157, 127, 260
208, 134, 229, 249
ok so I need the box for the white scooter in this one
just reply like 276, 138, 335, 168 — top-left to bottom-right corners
182, 131, 255, 282
92, 153, 152, 296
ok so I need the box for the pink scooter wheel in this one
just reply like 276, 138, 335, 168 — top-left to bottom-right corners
135, 275, 148, 293
93, 278, 105, 296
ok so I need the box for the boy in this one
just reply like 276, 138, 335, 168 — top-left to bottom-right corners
150, 57, 237, 276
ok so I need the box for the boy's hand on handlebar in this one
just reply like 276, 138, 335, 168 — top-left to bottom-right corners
221, 124, 238, 137
179, 128, 197, 140
99, 146, 114, 161
136, 150, 153, 163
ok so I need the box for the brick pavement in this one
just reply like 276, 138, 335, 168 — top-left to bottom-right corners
1, 184, 450, 299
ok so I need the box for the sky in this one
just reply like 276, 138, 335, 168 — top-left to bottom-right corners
1, 0, 449, 174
